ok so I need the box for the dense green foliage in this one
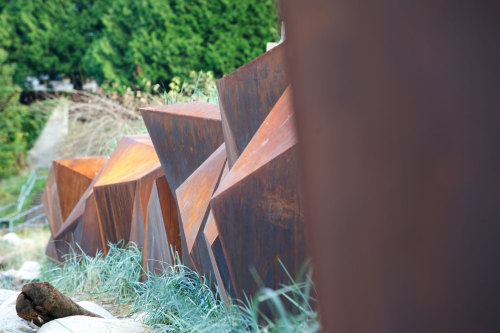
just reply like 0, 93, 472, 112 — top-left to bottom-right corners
0, 49, 52, 179
0, 0, 279, 89
0, 49, 26, 178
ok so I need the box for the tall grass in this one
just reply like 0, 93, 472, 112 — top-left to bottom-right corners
41, 242, 319, 332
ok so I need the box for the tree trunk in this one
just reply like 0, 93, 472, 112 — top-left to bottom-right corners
16, 281, 103, 327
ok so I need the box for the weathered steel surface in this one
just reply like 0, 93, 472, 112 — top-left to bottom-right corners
202, 165, 235, 302
92, 135, 163, 254
210, 87, 307, 298
143, 175, 181, 275
140, 102, 224, 266
43, 157, 107, 260
54, 157, 108, 221
42, 157, 107, 238
176, 144, 226, 277
54, 163, 107, 257
216, 43, 288, 168
282, 1, 500, 332
140, 102, 224, 192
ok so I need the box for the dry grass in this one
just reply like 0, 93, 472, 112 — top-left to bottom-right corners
58, 72, 218, 158
0, 226, 51, 270
57, 90, 157, 157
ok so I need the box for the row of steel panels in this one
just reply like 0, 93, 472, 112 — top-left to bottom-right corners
44, 42, 308, 302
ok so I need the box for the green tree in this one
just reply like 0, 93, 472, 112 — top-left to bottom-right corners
84, 0, 279, 90
0, 0, 106, 87
0, 0, 279, 90
0, 49, 27, 178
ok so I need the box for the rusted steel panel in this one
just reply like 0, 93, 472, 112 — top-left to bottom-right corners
43, 157, 108, 260
53, 157, 108, 221
176, 144, 226, 275
54, 163, 107, 258
140, 102, 224, 192
216, 43, 289, 168
210, 87, 307, 298
92, 135, 163, 254
140, 102, 224, 265
143, 175, 181, 275
53, 135, 165, 258
282, 1, 500, 332
42, 157, 107, 238
203, 181, 235, 303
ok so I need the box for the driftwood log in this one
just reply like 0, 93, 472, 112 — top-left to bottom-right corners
16, 281, 103, 326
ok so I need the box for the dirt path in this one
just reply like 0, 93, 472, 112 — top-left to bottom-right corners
28, 101, 68, 168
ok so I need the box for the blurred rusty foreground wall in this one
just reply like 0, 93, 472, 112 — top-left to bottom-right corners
282, 1, 500, 332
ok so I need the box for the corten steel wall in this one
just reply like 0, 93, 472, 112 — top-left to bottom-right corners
282, 1, 500, 332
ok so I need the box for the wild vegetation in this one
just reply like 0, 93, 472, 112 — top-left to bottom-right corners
59, 70, 218, 158
40, 242, 319, 332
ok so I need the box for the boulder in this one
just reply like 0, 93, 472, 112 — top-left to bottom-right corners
1, 233, 21, 246
0, 288, 18, 307
0, 294, 37, 333
77, 301, 115, 319
15, 261, 41, 281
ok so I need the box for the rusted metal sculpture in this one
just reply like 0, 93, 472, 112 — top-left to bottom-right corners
140, 102, 224, 265
43, 157, 108, 260
140, 102, 224, 191
142, 175, 181, 275
54, 135, 169, 258
210, 87, 307, 298
43, 157, 108, 237
202, 209, 233, 303
175, 145, 228, 286
54, 164, 106, 258
282, 1, 500, 331
216, 43, 288, 168
92, 135, 164, 254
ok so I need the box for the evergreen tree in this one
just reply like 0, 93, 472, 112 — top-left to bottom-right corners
0, 49, 27, 178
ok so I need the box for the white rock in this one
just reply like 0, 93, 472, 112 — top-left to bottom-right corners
1, 233, 21, 246
0, 294, 37, 333
0, 269, 18, 280
15, 261, 40, 281
38, 316, 149, 333
0, 289, 18, 307
77, 301, 115, 319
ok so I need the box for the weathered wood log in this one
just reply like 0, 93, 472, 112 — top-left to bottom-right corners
16, 282, 102, 327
